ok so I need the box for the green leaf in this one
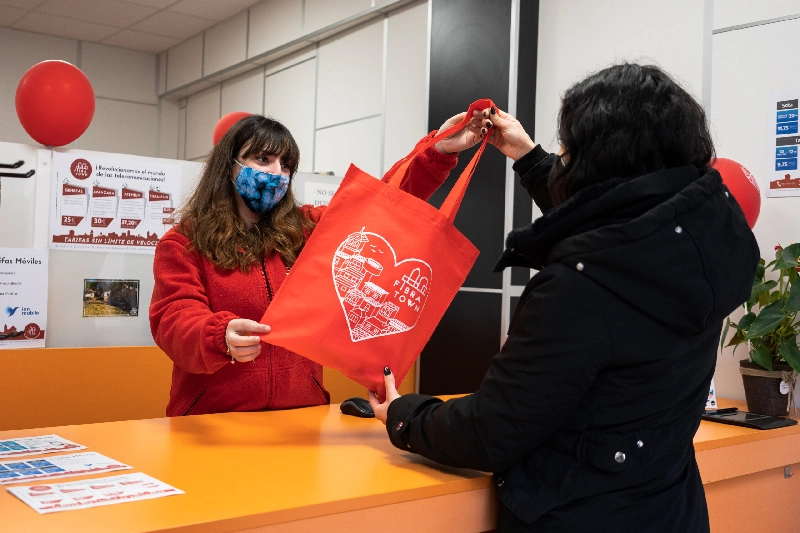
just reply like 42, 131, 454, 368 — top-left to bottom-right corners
785, 278, 800, 313
770, 291, 783, 303
726, 329, 745, 347
750, 280, 777, 305
780, 337, 800, 373
738, 312, 757, 331
720, 317, 731, 350
744, 301, 788, 340
759, 289, 769, 308
751, 344, 774, 370
773, 243, 800, 270
754, 260, 766, 283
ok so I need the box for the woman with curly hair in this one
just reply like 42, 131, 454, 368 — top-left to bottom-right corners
150, 113, 485, 417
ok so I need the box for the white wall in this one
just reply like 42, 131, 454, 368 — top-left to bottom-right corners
711, 2, 800, 407
0, 29, 160, 158
535, 0, 711, 153
171, 0, 429, 179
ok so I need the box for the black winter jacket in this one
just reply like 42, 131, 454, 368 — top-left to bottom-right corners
386, 146, 760, 532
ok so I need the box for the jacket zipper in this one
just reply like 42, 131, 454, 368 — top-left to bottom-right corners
260, 260, 272, 301
181, 388, 208, 416
309, 372, 329, 404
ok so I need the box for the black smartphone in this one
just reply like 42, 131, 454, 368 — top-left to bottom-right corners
701, 410, 798, 430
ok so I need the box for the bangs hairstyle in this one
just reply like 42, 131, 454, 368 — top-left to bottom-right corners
174, 115, 314, 271
549, 63, 715, 205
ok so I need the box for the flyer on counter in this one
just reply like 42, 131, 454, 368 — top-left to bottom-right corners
0, 452, 132, 485
49, 152, 182, 253
766, 89, 800, 197
0, 247, 48, 349
0, 435, 85, 458
7, 472, 184, 514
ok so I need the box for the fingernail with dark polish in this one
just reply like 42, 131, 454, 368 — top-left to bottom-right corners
491, 107, 496, 115
485, 121, 492, 128
384, 366, 391, 376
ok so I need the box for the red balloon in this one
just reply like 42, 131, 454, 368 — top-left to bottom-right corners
712, 158, 761, 229
213, 111, 252, 146
15, 60, 95, 147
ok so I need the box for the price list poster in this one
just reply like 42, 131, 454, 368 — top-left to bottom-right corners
0, 248, 48, 349
767, 90, 800, 197
49, 153, 182, 253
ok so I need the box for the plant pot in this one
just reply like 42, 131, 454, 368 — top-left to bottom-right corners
740, 360, 795, 416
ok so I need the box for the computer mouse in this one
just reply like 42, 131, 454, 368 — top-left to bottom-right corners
340, 397, 375, 418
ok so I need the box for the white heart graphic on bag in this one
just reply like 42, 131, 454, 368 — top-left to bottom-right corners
332, 227, 433, 342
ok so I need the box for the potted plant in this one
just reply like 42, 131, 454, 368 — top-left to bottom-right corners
721, 243, 800, 416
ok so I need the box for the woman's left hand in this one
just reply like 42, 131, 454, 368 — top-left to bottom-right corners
368, 367, 402, 424
434, 111, 489, 155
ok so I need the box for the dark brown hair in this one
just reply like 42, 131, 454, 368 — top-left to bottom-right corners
175, 115, 314, 270
550, 63, 716, 205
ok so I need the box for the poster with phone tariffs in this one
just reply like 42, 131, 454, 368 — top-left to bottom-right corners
50, 152, 181, 253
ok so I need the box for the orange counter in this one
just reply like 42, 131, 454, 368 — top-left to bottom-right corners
0, 400, 798, 533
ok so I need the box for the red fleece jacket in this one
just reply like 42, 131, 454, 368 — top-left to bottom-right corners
150, 136, 456, 416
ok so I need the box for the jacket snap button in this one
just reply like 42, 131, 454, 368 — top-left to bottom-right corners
576, 262, 584, 272
614, 451, 626, 463
725, 191, 730, 197
395, 421, 403, 431
674, 226, 683, 234
637, 440, 644, 448
496, 477, 505, 487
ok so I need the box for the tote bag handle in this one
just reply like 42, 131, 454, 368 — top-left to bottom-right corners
384, 98, 495, 223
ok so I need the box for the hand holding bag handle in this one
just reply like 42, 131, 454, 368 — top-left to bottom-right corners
383, 98, 495, 223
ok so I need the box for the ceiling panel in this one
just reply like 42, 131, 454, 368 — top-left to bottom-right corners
0, 0, 42, 9
123, 0, 177, 7
0, 0, 277, 54
131, 9, 212, 39
169, 0, 259, 22
101, 29, 182, 54
37, 0, 158, 27
0, 4, 24, 25
13, 10, 118, 41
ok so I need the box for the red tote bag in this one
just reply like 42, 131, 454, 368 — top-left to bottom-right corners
262, 99, 494, 399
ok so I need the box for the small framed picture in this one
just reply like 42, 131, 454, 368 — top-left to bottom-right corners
83, 279, 140, 318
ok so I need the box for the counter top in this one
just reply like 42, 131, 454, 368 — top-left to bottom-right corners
1, 398, 798, 532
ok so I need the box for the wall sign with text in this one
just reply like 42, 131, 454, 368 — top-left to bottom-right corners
0, 248, 48, 349
766, 90, 800, 197
49, 152, 182, 253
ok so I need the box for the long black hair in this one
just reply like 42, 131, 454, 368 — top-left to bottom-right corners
550, 63, 715, 205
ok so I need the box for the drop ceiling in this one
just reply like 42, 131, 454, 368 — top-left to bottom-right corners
0, 0, 260, 54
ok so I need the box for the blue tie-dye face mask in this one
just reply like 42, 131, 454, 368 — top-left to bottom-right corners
233, 160, 290, 214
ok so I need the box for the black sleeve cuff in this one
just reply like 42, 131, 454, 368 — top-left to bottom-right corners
516, 147, 556, 214
512, 144, 549, 176
386, 394, 442, 450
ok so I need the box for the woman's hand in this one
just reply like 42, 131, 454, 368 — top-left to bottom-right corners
368, 367, 401, 424
225, 318, 270, 363
434, 111, 488, 155
482, 106, 536, 161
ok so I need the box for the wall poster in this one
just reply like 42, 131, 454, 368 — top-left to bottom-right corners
0, 248, 48, 349
767, 90, 800, 197
49, 152, 182, 253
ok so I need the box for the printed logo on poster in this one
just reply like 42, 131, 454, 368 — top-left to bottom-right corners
332, 227, 432, 342
70, 159, 92, 180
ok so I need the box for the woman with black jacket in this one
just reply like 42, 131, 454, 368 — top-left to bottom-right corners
368, 63, 760, 532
